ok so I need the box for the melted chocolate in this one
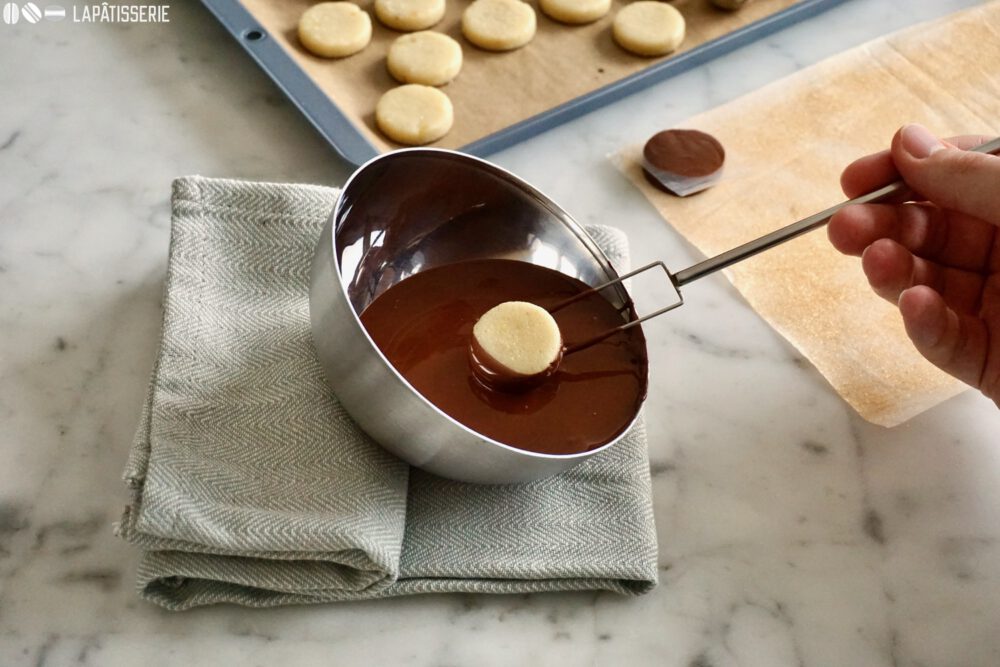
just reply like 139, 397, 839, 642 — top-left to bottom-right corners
468, 335, 562, 393
359, 259, 648, 455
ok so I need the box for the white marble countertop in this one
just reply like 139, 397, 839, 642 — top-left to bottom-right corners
2, 0, 998, 664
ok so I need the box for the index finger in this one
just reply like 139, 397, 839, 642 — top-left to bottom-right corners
840, 134, 994, 199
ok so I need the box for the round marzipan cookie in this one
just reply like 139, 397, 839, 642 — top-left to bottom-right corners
462, 0, 537, 52
298, 2, 372, 58
613, 1, 685, 57
374, 0, 446, 31
387, 32, 463, 86
376, 84, 454, 145
539, 0, 611, 25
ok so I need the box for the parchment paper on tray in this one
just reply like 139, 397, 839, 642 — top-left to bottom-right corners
238, 0, 803, 151
614, 2, 1000, 426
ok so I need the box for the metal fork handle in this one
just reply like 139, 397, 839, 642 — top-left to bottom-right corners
672, 136, 1000, 288
554, 261, 681, 354
553, 136, 1000, 357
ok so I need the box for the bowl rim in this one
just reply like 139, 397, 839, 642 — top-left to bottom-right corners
328, 147, 645, 461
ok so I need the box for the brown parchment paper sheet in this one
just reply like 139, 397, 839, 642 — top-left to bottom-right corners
613, 2, 1000, 426
239, 0, 802, 151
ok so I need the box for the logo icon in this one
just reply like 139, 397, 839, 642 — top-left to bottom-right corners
44, 4, 63, 20
21, 1, 39, 22
2, 2, 19, 24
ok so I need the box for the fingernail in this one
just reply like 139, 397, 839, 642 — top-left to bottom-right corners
900, 124, 944, 159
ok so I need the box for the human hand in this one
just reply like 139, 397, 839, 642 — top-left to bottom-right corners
828, 124, 1000, 407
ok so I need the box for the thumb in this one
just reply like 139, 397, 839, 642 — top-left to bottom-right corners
891, 124, 1000, 226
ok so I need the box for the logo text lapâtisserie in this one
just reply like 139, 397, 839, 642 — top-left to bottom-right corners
3, 3, 170, 25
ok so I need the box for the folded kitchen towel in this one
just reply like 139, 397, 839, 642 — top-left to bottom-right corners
117, 176, 658, 610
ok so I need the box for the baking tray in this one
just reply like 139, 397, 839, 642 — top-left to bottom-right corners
201, 0, 847, 166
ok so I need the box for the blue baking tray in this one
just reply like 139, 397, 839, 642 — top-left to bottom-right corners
201, 0, 847, 166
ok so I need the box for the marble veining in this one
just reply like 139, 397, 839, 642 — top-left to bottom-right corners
2, 0, 998, 665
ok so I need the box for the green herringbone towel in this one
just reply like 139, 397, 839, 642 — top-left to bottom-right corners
117, 176, 658, 610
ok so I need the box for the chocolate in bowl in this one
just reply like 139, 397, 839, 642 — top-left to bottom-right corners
310, 148, 649, 484
358, 259, 648, 456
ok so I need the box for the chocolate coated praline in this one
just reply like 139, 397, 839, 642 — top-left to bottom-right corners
642, 128, 726, 197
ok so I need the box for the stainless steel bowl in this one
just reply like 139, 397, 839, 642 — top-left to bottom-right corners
309, 148, 646, 484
